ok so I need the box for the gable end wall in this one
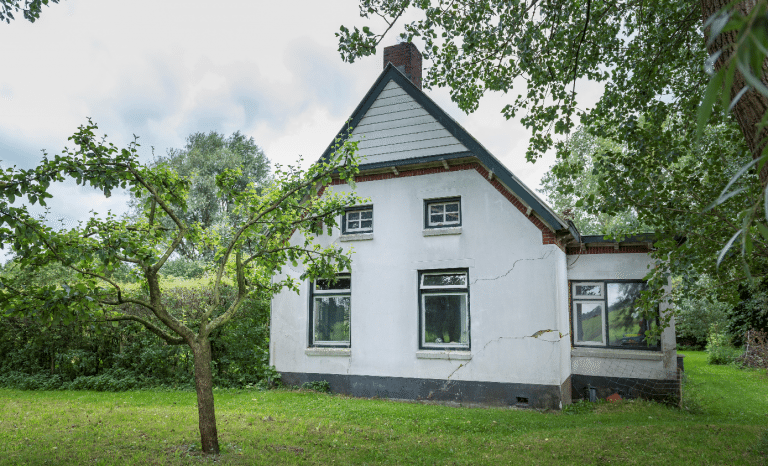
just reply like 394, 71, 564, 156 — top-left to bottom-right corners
331, 162, 564, 249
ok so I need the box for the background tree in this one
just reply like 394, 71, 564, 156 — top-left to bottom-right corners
0, 121, 363, 454
539, 127, 646, 237
132, 131, 271, 261
1, 0, 60, 23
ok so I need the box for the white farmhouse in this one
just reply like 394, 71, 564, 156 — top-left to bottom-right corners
270, 43, 679, 409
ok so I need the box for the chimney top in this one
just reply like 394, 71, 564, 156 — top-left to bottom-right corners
383, 42, 422, 89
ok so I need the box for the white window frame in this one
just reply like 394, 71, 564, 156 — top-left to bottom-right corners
425, 198, 461, 228
572, 282, 604, 299
343, 207, 373, 234
419, 270, 470, 350
310, 274, 351, 348
420, 271, 468, 289
572, 300, 606, 346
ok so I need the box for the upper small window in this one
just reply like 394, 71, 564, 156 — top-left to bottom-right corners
342, 206, 373, 234
425, 197, 461, 229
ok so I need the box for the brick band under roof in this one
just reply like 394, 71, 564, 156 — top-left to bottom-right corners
566, 245, 650, 255
329, 162, 564, 249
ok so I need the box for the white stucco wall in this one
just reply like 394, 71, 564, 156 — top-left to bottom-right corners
270, 168, 571, 388
567, 253, 677, 380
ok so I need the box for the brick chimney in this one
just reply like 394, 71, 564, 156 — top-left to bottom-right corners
383, 42, 422, 89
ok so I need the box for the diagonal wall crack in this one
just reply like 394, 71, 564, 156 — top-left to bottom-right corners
471, 250, 553, 285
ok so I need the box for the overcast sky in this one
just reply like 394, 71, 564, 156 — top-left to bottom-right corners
0, 0, 600, 226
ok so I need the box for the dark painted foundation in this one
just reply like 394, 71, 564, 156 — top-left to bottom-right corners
281, 372, 567, 409
571, 373, 680, 403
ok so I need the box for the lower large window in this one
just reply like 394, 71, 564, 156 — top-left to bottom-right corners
309, 274, 351, 347
419, 270, 469, 349
572, 280, 659, 349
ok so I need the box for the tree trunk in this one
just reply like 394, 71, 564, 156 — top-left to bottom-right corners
192, 339, 220, 454
702, 0, 768, 186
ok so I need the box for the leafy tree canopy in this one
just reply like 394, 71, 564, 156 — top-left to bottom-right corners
0, 120, 363, 454
1, 0, 59, 23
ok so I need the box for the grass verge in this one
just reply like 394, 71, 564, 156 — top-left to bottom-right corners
0, 351, 766, 465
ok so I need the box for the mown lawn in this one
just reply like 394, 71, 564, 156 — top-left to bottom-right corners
0, 351, 766, 465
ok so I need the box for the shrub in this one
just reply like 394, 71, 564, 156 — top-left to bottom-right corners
706, 326, 743, 365
674, 277, 731, 348
726, 280, 768, 346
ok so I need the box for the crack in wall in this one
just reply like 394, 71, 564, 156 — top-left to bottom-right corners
434, 329, 569, 395
471, 250, 553, 285
566, 254, 582, 270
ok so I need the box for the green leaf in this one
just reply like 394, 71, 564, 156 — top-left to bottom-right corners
697, 69, 724, 141
728, 86, 749, 112
717, 229, 742, 268
737, 61, 768, 98
756, 222, 768, 242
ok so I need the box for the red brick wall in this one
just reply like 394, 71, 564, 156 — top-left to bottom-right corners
383, 43, 422, 89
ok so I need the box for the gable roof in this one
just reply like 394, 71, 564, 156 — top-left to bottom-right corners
319, 63, 569, 233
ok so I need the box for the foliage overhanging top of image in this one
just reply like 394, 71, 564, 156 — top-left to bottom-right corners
338, 0, 768, 303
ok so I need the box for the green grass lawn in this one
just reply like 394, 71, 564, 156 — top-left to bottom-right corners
0, 351, 766, 465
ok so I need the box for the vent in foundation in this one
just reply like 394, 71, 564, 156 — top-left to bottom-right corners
516, 396, 529, 405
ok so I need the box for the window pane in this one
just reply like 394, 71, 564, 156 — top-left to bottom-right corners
423, 273, 467, 287
430, 214, 443, 224
445, 213, 459, 223
430, 204, 444, 214
316, 276, 351, 291
348, 220, 360, 229
360, 220, 372, 229
313, 296, 350, 343
607, 282, 657, 347
445, 203, 459, 212
575, 302, 603, 343
424, 294, 468, 345
575, 284, 601, 297
360, 211, 372, 219
347, 212, 359, 221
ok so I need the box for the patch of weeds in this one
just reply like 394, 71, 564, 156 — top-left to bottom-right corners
562, 399, 603, 415
302, 380, 331, 393
592, 398, 659, 415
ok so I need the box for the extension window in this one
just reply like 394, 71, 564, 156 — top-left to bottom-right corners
419, 270, 469, 349
309, 274, 351, 348
571, 280, 659, 350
